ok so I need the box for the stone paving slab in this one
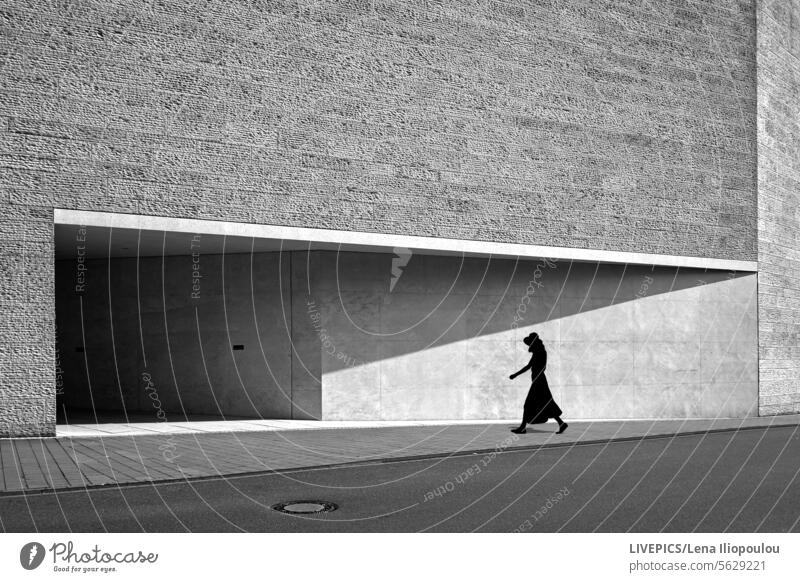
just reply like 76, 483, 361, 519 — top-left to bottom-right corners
1, 416, 799, 494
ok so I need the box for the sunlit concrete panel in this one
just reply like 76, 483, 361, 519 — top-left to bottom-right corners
319, 252, 758, 420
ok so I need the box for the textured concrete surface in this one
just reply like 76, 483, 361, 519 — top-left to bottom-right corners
0, 0, 757, 256
756, 0, 800, 415
0, 0, 777, 435
1, 415, 797, 494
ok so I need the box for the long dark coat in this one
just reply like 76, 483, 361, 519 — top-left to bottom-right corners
522, 339, 563, 424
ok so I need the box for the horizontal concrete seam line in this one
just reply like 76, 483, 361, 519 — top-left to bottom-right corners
53, 209, 758, 271
1, 422, 796, 498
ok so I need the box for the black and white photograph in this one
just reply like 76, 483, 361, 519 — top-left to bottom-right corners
0, 0, 798, 579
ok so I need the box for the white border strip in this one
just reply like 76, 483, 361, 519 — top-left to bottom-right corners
54, 209, 758, 271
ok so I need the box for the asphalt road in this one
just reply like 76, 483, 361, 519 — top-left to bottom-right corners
1, 425, 799, 532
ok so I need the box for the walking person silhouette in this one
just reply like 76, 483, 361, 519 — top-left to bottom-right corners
509, 332, 568, 434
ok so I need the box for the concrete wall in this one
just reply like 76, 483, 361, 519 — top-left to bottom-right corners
0, 208, 53, 437
311, 252, 758, 420
0, 0, 757, 257
0, 0, 761, 434
756, 0, 800, 415
55, 248, 758, 422
55, 248, 322, 421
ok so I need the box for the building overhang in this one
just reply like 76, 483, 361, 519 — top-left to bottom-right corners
54, 209, 758, 271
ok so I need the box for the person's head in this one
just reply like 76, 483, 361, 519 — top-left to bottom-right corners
522, 332, 539, 347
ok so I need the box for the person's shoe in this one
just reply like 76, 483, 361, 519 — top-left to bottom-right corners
557, 422, 568, 434
511, 427, 527, 434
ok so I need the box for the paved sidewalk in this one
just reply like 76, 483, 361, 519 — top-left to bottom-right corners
2, 416, 799, 494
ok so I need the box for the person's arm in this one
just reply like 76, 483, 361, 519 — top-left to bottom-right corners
509, 358, 533, 380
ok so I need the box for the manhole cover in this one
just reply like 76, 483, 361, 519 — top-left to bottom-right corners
272, 500, 338, 514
